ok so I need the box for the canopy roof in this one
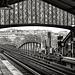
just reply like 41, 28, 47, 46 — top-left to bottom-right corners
0, 0, 75, 30
42, 0, 75, 15
0, 0, 75, 15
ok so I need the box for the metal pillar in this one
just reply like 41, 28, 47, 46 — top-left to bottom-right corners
47, 32, 51, 55
71, 31, 74, 57
28, 43, 29, 55
25, 44, 26, 53
26, 44, 27, 54
31, 43, 32, 55
72, 31, 75, 57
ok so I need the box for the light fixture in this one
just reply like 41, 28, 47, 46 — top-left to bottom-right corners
72, 25, 75, 27
0, 0, 13, 10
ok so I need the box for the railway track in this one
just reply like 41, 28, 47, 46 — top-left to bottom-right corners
0, 53, 33, 75
0, 45, 75, 75
4, 52, 61, 75
3, 53, 41, 75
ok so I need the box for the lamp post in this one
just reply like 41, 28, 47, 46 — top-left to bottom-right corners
61, 42, 64, 55
48, 32, 51, 55
57, 35, 63, 54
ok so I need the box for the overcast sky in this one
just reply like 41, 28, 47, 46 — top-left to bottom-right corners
0, 26, 70, 33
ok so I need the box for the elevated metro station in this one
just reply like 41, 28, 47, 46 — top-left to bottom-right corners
0, 0, 75, 75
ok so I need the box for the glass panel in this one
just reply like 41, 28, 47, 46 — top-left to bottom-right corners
56, 8, 60, 25
14, 3, 18, 24
68, 13, 72, 26
40, 1, 44, 24
32, 0, 36, 23
49, 4, 52, 24
52, 6, 56, 24
23, 1, 28, 24
45, 3, 49, 24
60, 9, 64, 25
36, 0, 40, 23
0, 10, 4, 25
19, 2, 23, 24
10, 5, 14, 24
64, 11, 68, 25
28, 0, 31, 23
5, 10, 9, 25
72, 14, 74, 25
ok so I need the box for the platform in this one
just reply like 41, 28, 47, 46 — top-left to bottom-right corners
0, 55, 23, 75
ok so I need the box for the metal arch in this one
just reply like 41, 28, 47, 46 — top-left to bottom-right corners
0, 23, 72, 30
19, 41, 41, 49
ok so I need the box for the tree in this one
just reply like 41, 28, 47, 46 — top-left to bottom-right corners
23, 34, 41, 43
0, 37, 12, 44
13, 37, 22, 47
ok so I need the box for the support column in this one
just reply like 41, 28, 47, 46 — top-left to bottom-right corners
72, 31, 75, 57
33, 43, 34, 54
32, 43, 34, 55
29, 43, 30, 54
27, 43, 28, 55
34, 43, 36, 55
70, 30, 74, 57
28, 43, 29, 55
26, 44, 27, 54
24, 45, 25, 51
25, 44, 26, 53
31, 43, 32, 55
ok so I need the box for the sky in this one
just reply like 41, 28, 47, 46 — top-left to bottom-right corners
0, 26, 70, 33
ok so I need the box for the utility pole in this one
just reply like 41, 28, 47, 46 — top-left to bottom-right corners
48, 32, 51, 55
48, 32, 51, 47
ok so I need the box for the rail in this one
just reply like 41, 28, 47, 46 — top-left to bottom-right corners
0, 45, 75, 75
